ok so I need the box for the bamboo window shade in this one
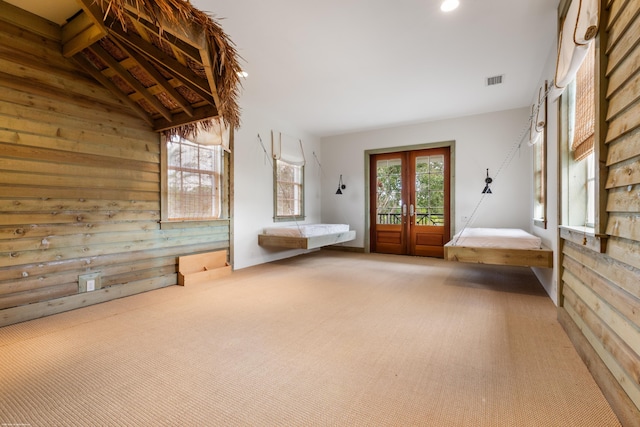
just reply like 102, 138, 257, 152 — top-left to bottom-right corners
571, 42, 595, 162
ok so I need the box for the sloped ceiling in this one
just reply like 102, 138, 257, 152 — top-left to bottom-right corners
7, 0, 560, 137
5, 0, 241, 135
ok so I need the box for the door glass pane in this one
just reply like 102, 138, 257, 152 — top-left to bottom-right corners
415, 155, 444, 225
376, 158, 403, 224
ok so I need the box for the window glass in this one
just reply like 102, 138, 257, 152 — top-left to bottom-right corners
561, 42, 597, 230
167, 136, 223, 220
274, 159, 304, 220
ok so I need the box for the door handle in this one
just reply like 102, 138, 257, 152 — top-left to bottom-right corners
409, 204, 415, 217
402, 204, 407, 217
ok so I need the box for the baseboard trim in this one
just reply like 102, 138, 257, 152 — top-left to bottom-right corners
321, 245, 365, 253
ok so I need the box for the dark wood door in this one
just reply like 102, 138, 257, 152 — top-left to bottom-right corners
370, 147, 450, 257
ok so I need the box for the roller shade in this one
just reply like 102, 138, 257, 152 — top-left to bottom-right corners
272, 131, 305, 166
549, 0, 599, 101
191, 118, 230, 151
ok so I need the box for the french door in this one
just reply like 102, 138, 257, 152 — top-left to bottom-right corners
370, 147, 450, 257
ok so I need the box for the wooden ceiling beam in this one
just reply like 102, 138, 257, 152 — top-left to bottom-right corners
105, 21, 216, 106
88, 43, 173, 122
199, 45, 221, 111
112, 39, 194, 118
71, 54, 153, 127
76, 0, 214, 105
62, 11, 107, 58
153, 105, 220, 133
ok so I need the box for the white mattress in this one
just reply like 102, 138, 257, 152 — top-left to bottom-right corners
450, 228, 542, 250
262, 224, 350, 238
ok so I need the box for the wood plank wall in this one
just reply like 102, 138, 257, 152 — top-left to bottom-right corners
0, 3, 230, 327
559, 0, 640, 425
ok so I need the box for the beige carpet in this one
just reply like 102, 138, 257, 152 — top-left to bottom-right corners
0, 251, 620, 426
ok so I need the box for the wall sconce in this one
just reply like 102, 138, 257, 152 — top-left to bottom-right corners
336, 174, 346, 195
482, 168, 493, 194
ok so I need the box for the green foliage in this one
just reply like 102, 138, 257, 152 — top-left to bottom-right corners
376, 155, 445, 225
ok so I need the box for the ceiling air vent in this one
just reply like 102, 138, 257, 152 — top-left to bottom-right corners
486, 74, 504, 86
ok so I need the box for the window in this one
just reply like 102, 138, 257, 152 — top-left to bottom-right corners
274, 159, 304, 221
165, 135, 225, 221
271, 131, 305, 222
560, 41, 598, 231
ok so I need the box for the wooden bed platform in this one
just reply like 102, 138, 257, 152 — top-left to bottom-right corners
258, 230, 356, 250
444, 241, 553, 268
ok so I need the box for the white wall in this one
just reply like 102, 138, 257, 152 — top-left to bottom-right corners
530, 39, 560, 304
232, 104, 323, 269
320, 108, 534, 250
231, 44, 560, 305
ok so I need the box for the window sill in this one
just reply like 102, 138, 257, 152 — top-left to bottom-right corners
559, 225, 608, 253
533, 218, 547, 229
160, 218, 230, 230
274, 216, 306, 223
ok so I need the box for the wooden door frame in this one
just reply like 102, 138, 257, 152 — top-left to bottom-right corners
364, 140, 456, 254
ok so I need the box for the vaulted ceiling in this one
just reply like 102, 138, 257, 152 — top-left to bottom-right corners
7, 0, 560, 137
5, 0, 242, 135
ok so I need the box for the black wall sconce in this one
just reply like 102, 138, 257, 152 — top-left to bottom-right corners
482, 169, 493, 194
336, 174, 346, 195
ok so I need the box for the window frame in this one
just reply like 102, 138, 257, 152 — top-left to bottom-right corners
533, 82, 548, 229
558, 29, 608, 250
273, 158, 305, 222
160, 133, 231, 229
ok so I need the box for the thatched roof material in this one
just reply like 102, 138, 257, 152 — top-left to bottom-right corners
65, 0, 242, 138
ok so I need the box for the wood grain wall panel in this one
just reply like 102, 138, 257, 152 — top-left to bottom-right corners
606, 68, 640, 120
563, 287, 640, 392
562, 285, 640, 411
606, 33, 640, 98
606, 127, 640, 165
559, 0, 640, 421
563, 241, 640, 298
606, 236, 640, 269
605, 0, 640, 54
0, 7, 230, 326
605, 5, 640, 75
607, 186, 640, 211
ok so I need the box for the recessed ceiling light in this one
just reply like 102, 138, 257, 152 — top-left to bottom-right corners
237, 71, 248, 78
441, 0, 460, 12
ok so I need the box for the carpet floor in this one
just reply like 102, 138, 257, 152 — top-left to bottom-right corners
0, 251, 621, 426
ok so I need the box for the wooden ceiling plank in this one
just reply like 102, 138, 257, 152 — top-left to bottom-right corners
88, 43, 173, 122
106, 24, 216, 106
113, 39, 195, 117
71, 54, 153, 126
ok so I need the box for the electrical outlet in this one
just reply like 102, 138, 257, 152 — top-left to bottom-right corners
78, 272, 102, 293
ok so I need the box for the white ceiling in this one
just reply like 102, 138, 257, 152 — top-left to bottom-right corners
9, 0, 559, 137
